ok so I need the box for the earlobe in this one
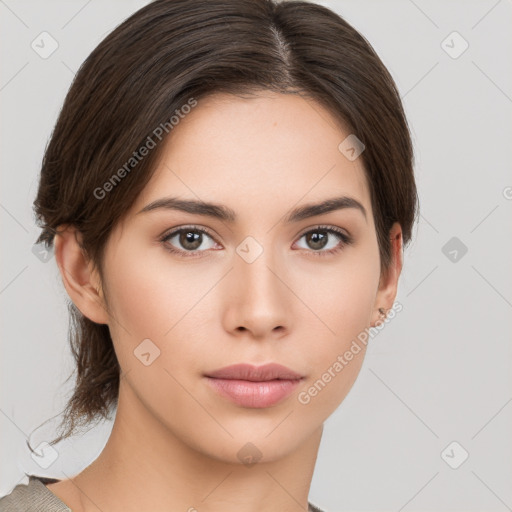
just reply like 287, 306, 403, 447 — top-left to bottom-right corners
53, 225, 109, 325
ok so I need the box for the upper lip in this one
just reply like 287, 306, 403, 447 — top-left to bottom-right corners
205, 363, 303, 382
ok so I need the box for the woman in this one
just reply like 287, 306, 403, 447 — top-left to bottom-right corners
0, 0, 418, 510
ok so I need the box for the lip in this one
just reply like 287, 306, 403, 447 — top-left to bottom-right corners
204, 363, 304, 408
205, 363, 303, 381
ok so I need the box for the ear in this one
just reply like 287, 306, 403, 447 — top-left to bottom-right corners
371, 222, 403, 327
53, 225, 110, 325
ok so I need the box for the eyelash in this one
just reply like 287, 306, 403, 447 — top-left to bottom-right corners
159, 224, 353, 259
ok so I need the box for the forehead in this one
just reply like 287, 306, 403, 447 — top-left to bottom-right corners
132, 91, 372, 223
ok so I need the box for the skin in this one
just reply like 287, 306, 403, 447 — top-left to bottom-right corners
48, 91, 402, 512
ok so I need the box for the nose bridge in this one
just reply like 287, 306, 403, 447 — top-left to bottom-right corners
226, 234, 290, 336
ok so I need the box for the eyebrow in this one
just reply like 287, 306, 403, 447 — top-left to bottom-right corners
137, 195, 367, 223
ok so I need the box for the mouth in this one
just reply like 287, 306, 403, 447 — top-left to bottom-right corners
204, 363, 304, 408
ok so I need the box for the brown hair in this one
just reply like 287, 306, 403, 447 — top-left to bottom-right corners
32, 0, 419, 446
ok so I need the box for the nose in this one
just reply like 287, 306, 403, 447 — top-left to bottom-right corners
221, 239, 291, 340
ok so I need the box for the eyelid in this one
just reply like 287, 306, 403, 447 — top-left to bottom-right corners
160, 224, 215, 239
296, 224, 352, 241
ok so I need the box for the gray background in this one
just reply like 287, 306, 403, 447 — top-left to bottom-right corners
1, 0, 511, 510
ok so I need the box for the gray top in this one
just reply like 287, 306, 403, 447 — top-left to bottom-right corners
0, 476, 71, 511
0, 475, 324, 511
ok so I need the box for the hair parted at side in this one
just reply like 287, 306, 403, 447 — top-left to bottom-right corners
32, 0, 419, 446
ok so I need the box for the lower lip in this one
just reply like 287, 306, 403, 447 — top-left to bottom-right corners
205, 377, 302, 408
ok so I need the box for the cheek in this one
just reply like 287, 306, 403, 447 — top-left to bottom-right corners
291, 250, 379, 411
102, 244, 222, 376
292, 244, 380, 340
104, 244, 196, 335
293, 288, 372, 422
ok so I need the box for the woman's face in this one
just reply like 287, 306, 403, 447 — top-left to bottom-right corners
96, 91, 395, 463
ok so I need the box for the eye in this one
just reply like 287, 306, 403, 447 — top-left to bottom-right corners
293, 225, 353, 256
160, 226, 219, 257
160, 224, 353, 258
